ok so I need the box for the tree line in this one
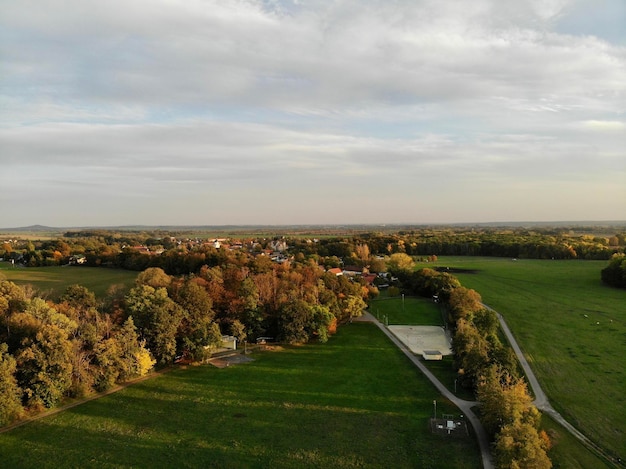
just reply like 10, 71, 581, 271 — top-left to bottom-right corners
387, 257, 552, 469
2, 226, 624, 271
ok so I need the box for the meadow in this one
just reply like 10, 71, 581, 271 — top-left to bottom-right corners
0, 264, 138, 299
369, 295, 443, 326
424, 257, 625, 463
0, 323, 481, 469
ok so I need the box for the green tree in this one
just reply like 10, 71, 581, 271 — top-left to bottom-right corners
125, 285, 183, 364
0, 343, 23, 426
115, 316, 154, 381
277, 300, 311, 344
16, 324, 73, 409
171, 279, 216, 360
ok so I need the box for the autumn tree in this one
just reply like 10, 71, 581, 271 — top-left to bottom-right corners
136, 267, 172, 289
16, 323, 73, 409
494, 421, 552, 469
477, 365, 539, 436
0, 343, 23, 426
0, 280, 28, 342
448, 287, 483, 324
387, 252, 415, 273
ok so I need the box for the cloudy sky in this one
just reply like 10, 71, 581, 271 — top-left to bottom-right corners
2, 0, 625, 227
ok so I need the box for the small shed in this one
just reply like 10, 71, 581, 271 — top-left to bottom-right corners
422, 350, 443, 361
221, 335, 237, 350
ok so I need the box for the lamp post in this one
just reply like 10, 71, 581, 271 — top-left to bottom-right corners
433, 400, 437, 419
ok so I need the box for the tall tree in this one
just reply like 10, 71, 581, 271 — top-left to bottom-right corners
125, 285, 183, 364
0, 343, 23, 426
494, 421, 552, 469
16, 324, 73, 409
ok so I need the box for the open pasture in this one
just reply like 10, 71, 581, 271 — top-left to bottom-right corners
0, 323, 481, 468
426, 257, 625, 461
0, 264, 138, 299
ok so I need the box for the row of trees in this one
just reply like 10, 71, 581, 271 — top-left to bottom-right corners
3, 226, 624, 271
0, 281, 155, 424
388, 261, 551, 468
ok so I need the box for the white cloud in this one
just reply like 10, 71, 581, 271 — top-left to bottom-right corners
1, 0, 625, 226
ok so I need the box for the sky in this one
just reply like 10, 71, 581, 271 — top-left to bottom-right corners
1, 0, 625, 227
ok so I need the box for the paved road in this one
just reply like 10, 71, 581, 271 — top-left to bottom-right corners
491, 307, 619, 466
357, 312, 494, 469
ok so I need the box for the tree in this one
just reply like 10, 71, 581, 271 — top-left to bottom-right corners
494, 421, 552, 469
277, 300, 311, 344
354, 243, 371, 266
16, 324, 73, 409
387, 253, 415, 273
125, 285, 183, 364
0, 280, 28, 342
453, 318, 490, 387
448, 287, 483, 323
0, 343, 23, 426
477, 365, 537, 436
340, 295, 366, 322
136, 267, 172, 289
310, 305, 335, 343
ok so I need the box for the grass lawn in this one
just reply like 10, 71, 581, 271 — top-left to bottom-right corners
0, 265, 138, 300
423, 257, 625, 462
0, 323, 482, 469
369, 296, 444, 326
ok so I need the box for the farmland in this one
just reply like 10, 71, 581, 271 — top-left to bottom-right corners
0, 323, 481, 469
426, 257, 625, 462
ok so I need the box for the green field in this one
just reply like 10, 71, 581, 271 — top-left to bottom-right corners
425, 257, 625, 462
0, 323, 481, 468
369, 295, 444, 326
0, 264, 138, 299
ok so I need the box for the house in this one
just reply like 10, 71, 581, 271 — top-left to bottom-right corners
327, 267, 343, 276
362, 273, 377, 285
68, 255, 87, 265
342, 265, 362, 276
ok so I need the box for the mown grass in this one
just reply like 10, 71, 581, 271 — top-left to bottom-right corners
0, 265, 138, 299
369, 296, 443, 325
0, 323, 481, 469
424, 257, 625, 462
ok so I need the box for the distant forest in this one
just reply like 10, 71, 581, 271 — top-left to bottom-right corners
2, 225, 624, 271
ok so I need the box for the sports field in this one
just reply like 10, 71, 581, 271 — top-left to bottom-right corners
388, 325, 452, 356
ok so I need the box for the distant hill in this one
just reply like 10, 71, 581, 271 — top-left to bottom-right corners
0, 225, 62, 232
1, 221, 625, 235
